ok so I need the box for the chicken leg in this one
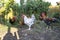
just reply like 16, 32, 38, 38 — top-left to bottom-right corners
28, 25, 31, 30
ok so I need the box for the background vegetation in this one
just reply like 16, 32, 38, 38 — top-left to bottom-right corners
0, 0, 60, 26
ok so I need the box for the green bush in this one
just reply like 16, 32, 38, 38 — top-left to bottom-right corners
53, 12, 60, 19
20, 0, 51, 19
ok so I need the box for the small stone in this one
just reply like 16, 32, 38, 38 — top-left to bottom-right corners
24, 34, 27, 36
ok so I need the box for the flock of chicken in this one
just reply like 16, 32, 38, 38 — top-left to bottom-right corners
9, 12, 59, 30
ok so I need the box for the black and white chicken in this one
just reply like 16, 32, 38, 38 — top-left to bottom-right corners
22, 14, 35, 30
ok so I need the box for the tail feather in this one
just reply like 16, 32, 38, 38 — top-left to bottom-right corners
31, 14, 35, 21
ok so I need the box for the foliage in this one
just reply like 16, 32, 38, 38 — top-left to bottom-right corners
53, 12, 60, 19
0, 0, 50, 20
48, 5, 60, 18
0, 0, 51, 25
20, 0, 51, 19
56, 2, 60, 5
0, 0, 20, 25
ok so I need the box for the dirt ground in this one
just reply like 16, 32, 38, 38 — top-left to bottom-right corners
0, 21, 60, 40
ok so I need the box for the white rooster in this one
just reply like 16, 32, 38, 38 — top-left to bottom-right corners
22, 14, 35, 30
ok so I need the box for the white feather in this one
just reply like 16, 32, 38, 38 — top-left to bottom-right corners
23, 14, 35, 30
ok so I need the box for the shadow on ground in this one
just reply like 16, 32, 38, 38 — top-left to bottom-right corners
3, 26, 18, 40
